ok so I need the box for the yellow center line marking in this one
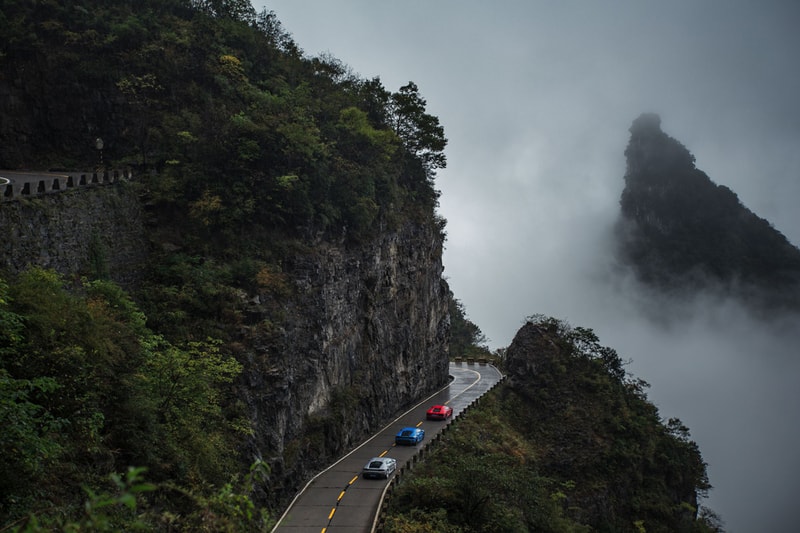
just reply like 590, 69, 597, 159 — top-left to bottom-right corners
337, 490, 346, 502
328, 507, 336, 520
379, 450, 388, 457
349, 475, 358, 485
321, 529, 326, 533
416, 421, 423, 427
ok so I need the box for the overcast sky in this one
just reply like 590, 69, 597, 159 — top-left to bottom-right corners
258, 2, 800, 530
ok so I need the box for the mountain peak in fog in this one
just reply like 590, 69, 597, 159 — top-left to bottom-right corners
615, 113, 800, 312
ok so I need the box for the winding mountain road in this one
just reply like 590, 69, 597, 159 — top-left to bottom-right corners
0, 170, 71, 187
272, 361, 503, 533
1, 169, 129, 201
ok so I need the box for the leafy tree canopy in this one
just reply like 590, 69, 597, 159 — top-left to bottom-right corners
0, 269, 257, 530
0, 0, 448, 245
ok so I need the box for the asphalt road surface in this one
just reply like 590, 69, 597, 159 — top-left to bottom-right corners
272, 361, 504, 533
1, 170, 84, 198
0, 170, 71, 185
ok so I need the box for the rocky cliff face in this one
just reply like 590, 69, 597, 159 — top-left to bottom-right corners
240, 222, 450, 505
1, 188, 450, 509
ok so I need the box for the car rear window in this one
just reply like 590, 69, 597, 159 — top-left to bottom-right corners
401, 430, 412, 436
369, 461, 383, 468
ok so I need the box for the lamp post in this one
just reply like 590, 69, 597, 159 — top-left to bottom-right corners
95, 137, 104, 171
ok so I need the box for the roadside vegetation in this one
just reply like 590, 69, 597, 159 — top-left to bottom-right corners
447, 293, 494, 362
0, 269, 270, 531
384, 316, 723, 532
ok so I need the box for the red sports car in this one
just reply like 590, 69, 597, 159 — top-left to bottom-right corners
426, 404, 453, 420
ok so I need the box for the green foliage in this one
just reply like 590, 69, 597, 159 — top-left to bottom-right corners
0, 369, 63, 513
388, 82, 448, 175
155, 460, 274, 532
13, 463, 273, 533
88, 232, 110, 280
136, 336, 246, 483
447, 292, 491, 359
13, 466, 155, 532
137, 252, 261, 339
0, 269, 255, 529
1, 0, 447, 244
386, 317, 720, 532
384, 508, 462, 533
385, 393, 587, 532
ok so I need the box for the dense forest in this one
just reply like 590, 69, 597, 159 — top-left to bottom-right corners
616, 113, 800, 312
1, 0, 446, 247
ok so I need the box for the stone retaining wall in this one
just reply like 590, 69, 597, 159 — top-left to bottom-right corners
1, 169, 133, 202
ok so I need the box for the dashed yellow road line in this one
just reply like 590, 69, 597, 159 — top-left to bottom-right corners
379, 450, 388, 457
328, 507, 336, 520
415, 421, 423, 427
348, 475, 358, 485
337, 490, 346, 502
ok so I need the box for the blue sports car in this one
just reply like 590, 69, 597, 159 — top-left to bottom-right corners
395, 426, 425, 446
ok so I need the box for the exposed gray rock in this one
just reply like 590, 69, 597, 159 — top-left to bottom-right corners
240, 222, 450, 506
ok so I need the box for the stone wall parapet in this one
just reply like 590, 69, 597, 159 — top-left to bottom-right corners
1, 169, 133, 202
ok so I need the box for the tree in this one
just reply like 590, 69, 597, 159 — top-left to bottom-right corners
190, 0, 256, 22
116, 73, 166, 168
448, 293, 489, 358
388, 82, 447, 177
0, 279, 63, 513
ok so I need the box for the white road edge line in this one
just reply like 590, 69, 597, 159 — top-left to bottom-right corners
370, 364, 501, 533
270, 363, 482, 531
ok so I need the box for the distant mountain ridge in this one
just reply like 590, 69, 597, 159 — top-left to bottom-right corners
615, 113, 800, 311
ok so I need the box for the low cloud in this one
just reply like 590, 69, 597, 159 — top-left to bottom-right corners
596, 281, 800, 532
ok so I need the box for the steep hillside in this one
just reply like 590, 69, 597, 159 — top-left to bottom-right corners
385, 316, 718, 532
0, 1, 450, 529
616, 113, 800, 311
